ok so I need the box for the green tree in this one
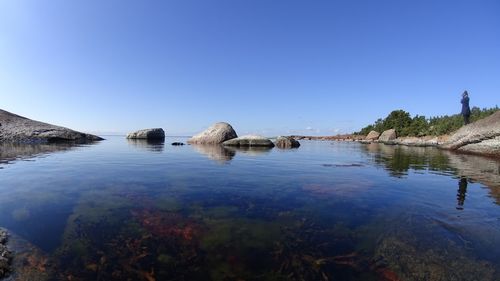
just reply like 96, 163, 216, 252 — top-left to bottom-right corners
382, 110, 413, 136
355, 106, 499, 137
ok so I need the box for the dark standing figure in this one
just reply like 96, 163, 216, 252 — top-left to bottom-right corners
456, 177, 468, 210
461, 91, 471, 125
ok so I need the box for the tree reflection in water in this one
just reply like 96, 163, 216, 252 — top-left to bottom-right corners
361, 143, 500, 204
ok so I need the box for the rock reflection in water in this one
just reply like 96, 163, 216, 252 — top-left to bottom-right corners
0, 143, 76, 167
225, 146, 273, 156
361, 143, 500, 204
191, 145, 273, 163
126, 139, 164, 152
446, 152, 500, 204
190, 144, 235, 163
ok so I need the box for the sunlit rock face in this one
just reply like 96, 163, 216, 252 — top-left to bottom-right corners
223, 135, 275, 148
378, 129, 397, 143
365, 130, 380, 141
0, 109, 103, 143
126, 128, 165, 140
188, 122, 237, 144
442, 111, 500, 157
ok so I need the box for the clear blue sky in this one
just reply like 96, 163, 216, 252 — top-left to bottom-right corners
1, 0, 499, 136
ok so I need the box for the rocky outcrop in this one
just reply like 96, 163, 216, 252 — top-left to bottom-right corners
0, 109, 103, 143
365, 130, 380, 141
378, 129, 397, 142
394, 135, 449, 147
188, 122, 237, 144
126, 128, 165, 140
441, 111, 500, 157
222, 135, 275, 147
274, 136, 300, 148
0, 229, 12, 278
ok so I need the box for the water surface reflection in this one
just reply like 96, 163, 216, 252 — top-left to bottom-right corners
190, 144, 235, 163
0, 138, 498, 280
127, 139, 165, 152
0, 142, 78, 167
361, 143, 500, 204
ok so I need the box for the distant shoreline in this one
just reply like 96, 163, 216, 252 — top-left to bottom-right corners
289, 134, 365, 141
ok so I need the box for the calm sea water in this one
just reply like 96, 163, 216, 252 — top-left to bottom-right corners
0, 136, 499, 281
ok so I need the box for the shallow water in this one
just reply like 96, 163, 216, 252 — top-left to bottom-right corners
0, 137, 499, 281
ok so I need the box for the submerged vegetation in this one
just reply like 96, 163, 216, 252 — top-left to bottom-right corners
1, 139, 499, 280
356, 106, 499, 137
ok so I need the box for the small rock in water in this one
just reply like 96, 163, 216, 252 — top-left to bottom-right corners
171, 142, 185, 146
223, 135, 275, 147
126, 128, 165, 140
274, 136, 300, 149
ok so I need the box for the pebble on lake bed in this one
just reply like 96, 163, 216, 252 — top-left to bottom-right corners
0, 229, 13, 278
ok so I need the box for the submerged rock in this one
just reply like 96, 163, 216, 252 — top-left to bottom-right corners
373, 217, 497, 281
0, 230, 7, 244
188, 122, 238, 144
378, 129, 397, 143
0, 229, 12, 278
274, 136, 300, 148
441, 111, 500, 157
365, 130, 380, 141
0, 109, 103, 143
126, 128, 165, 140
222, 135, 275, 148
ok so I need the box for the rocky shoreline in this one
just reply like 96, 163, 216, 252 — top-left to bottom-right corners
291, 134, 365, 141
0, 229, 12, 278
0, 109, 103, 144
292, 111, 500, 158
1, 106, 498, 158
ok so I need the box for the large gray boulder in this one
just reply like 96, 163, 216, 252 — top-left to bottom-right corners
126, 128, 165, 140
441, 111, 500, 157
223, 135, 275, 147
0, 109, 103, 143
378, 129, 397, 142
188, 122, 237, 144
365, 130, 380, 141
274, 136, 300, 148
